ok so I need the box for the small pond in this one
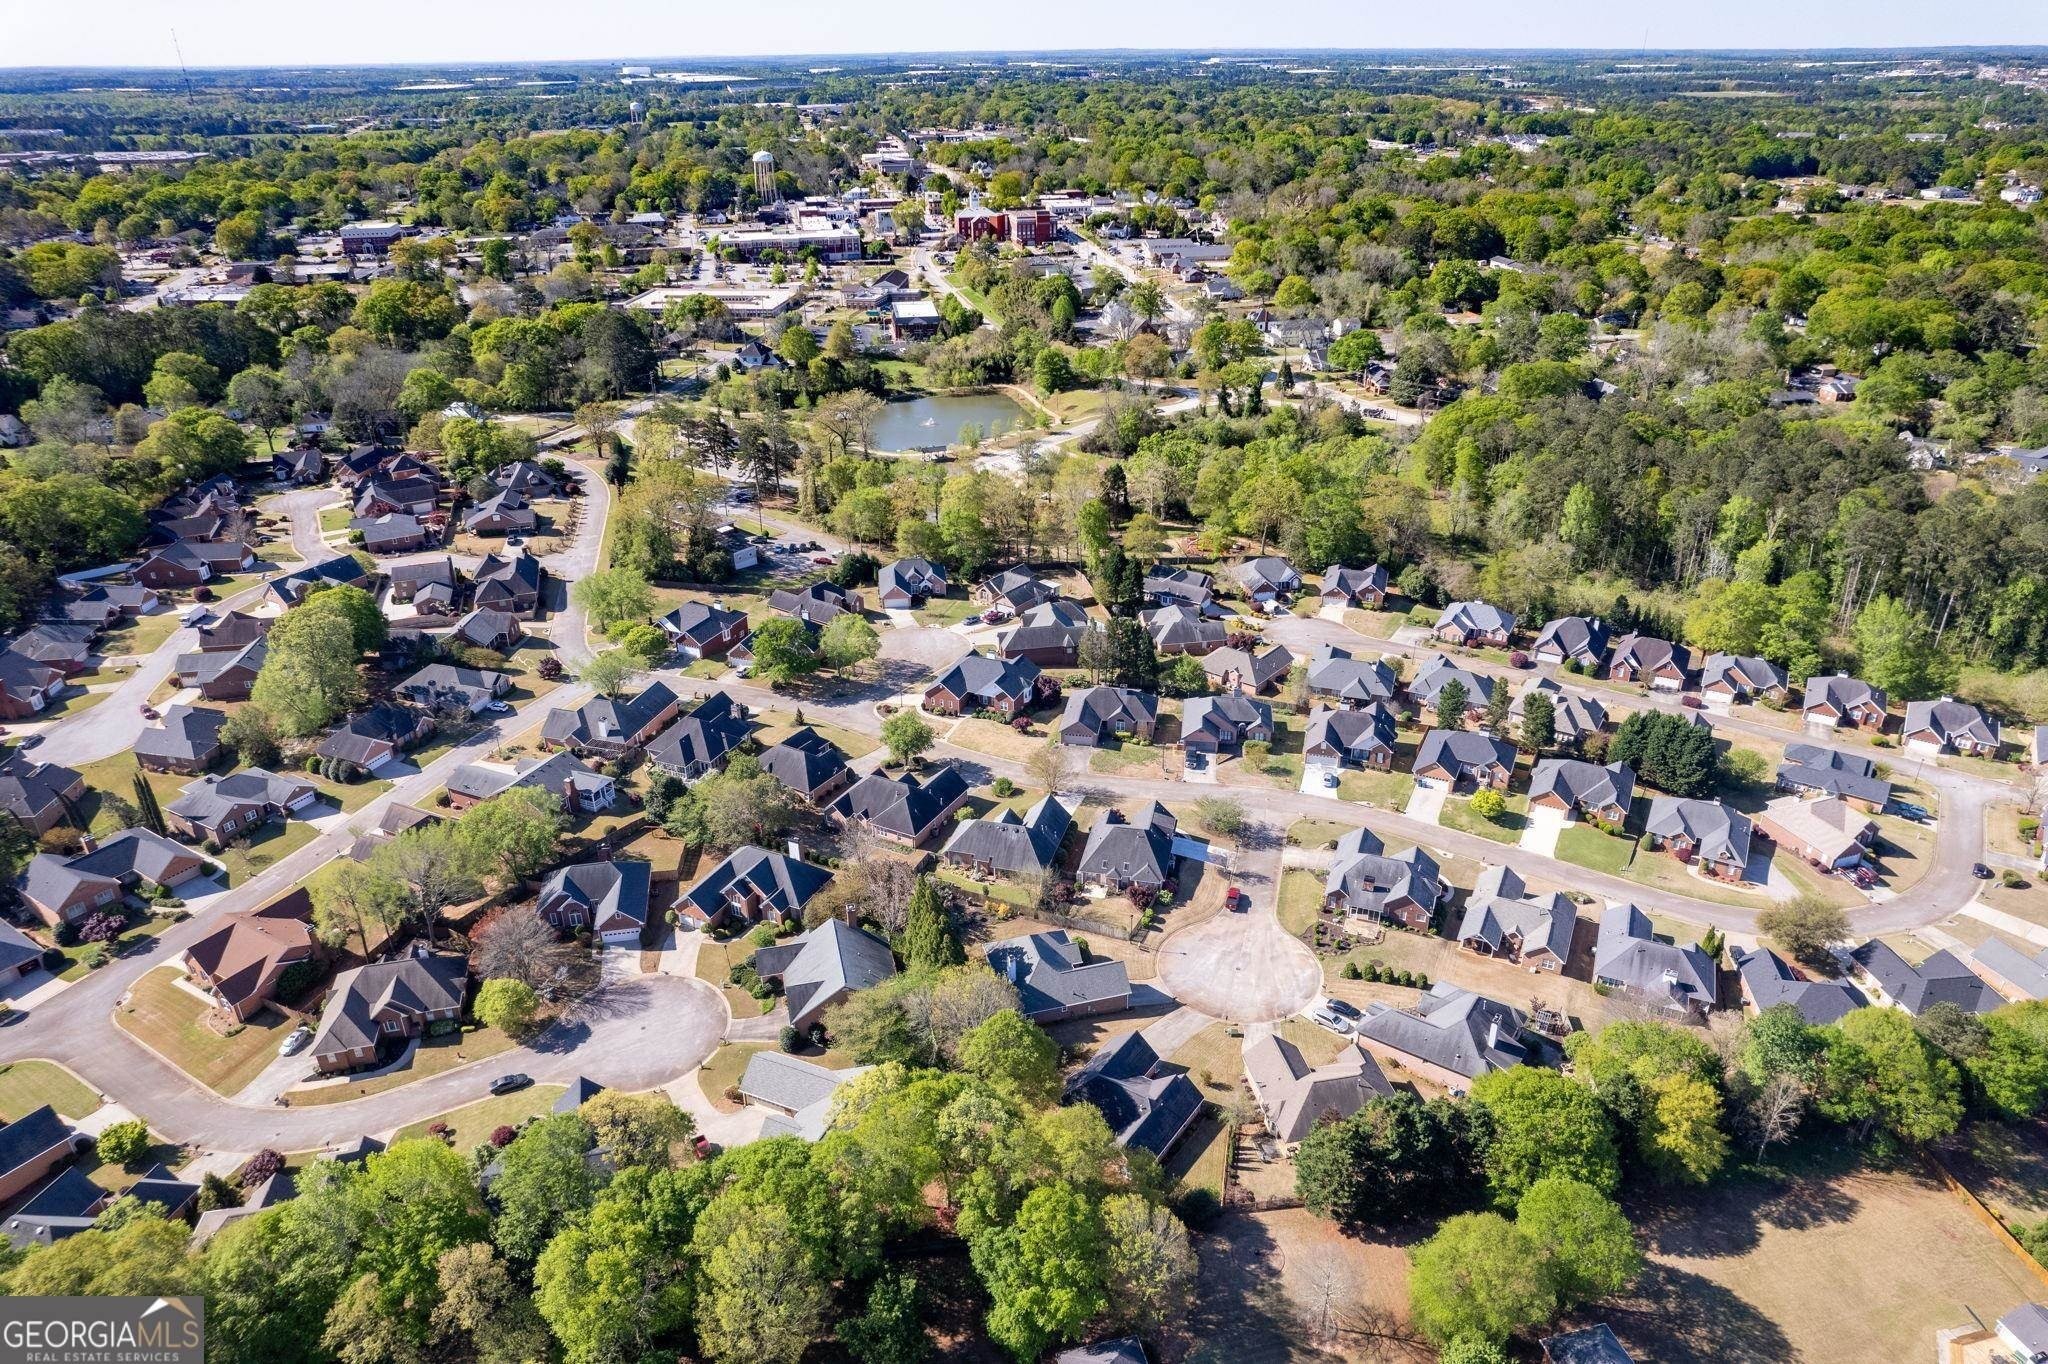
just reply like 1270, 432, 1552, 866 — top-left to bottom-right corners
869, 392, 1029, 453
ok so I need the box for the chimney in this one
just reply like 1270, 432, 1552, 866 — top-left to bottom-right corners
786, 838, 802, 860
77, 832, 95, 853
562, 777, 577, 806
1486, 1019, 1500, 1050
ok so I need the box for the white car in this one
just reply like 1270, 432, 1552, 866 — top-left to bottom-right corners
1308, 1004, 1352, 1035
484, 700, 513, 714
279, 1025, 313, 1056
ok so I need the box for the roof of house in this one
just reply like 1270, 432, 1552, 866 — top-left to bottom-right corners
752, 918, 898, 1028
1307, 645, 1397, 703
22, 828, 204, 909
196, 611, 271, 651
831, 765, 970, 840
1244, 1034, 1392, 1143
1644, 797, 1753, 867
1061, 686, 1158, 735
447, 751, 611, 804
474, 549, 544, 599
1320, 564, 1387, 597
1972, 939, 2048, 1001
1530, 758, 1635, 813
9, 622, 95, 665
680, 845, 833, 922
543, 684, 681, 750
645, 691, 751, 773
176, 636, 267, 688
1701, 653, 1787, 693
980, 567, 1057, 608
1437, 600, 1515, 636
1512, 677, 1607, 741
1415, 727, 1516, 778
1459, 864, 1576, 961
943, 795, 1074, 875
1355, 984, 1529, 1081
1759, 794, 1874, 864
768, 580, 855, 624
1903, 696, 2000, 748
7, 1165, 106, 1246
1230, 556, 1300, 592
183, 889, 315, 1012
1777, 743, 1892, 806
1065, 1030, 1203, 1158
1326, 838, 1442, 917
659, 598, 748, 645
554, 1077, 605, 1114
930, 649, 1043, 705
1202, 644, 1294, 690
1409, 654, 1492, 707
1609, 633, 1689, 675
351, 513, 427, 549
984, 929, 1131, 1019
317, 704, 427, 766
0, 1106, 72, 1181
1144, 566, 1213, 605
398, 663, 511, 705
0, 921, 42, 976
1849, 940, 2000, 1015
997, 600, 1092, 656
756, 726, 850, 798
0, 756, 82, 825
1305, 703, 1399, 759
877, 557, 948, 598
168, 767, 314, 826
1803, 672, 1886, 714
1997, 1304, 2048, 1357
1541, 1324, 1636, 1364
539, 860, 653, 936
1077, 803, 1179, 884
134, 705, 229, 767
1593, 903, 1715, 1010
1182, 693, 1273, 743
310, 951, 468, 1059
1732, 947, 1866, 1025
1140, 604, 1226, 651
1533, 615, 1610, 660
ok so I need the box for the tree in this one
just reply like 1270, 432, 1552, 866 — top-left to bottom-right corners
900, 876, 963, 970
959, 1009, 1061, 1105
96, 1118, 151, 1166
747, 617, 820, 685
838, 1270, 930, 1364
1406, 1212, 1555, 1346
578, 1091, 694, 1171
454, 787, 565, 885
1294, 1092, 1483, 1224
819, 613, 881, 671
695, 755, 798, 849
1106, 618, 1157, 689
533, 1168, 699, 1364
1468, 1067, 1620, 1205
1758, 894, 1849, 966
1194, 795, 1247, 838
1434, 679, 1469, 731
1100, 1193, 1196, 1336
429, 1243, 552, 1364
473, 907, 598, 1000
1515, 1177, 1642, 1306
1608, 710, 1717, 795
970, 1182, 1107, 1362
1823, 1006, 1964, 1143
489, 1115, 598, 1262
370, 822, 487, 944
136, 406, 251, 485
474, 978, 541, 1036
695, 1200, 828, 1364
1520, 689, 1555, 753
1468, 787, 1507, 821
4, 1211, 193, 1298
882, 710, 935, 767
251, 607, 363, 737
1022, 739, 1079, 796
130, 771, 166, 837
220, 704, 283, 769
1970, 1003, 2048, 1120
227, 367, 293, 449
1852, 593, 1948, 701
1565, 1019, 1727, 1185
579, 648, 642, 699
572, 567, 652, 633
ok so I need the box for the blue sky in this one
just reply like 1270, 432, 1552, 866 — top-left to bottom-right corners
5, 0, 2045, 68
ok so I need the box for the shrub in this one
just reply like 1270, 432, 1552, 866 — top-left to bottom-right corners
749, 924, 778, 948
490, 1125, 518, 1147
239, 1149, 285, 1187
38, 948, 64, 972
77, 912, 125, 944
1469, 787, 1507, 821
1415, 972, 1431, 988
95, 1119, 151, 1166
1342, 961, 1362, 980
81, 944, 109, 970
992, 776, 1016, 798
779, 1024, 801, 1052
1397, 969, 1415, 987
807, 1021, 828, 1047
2003, 869, 2028, 890
1174, 1186, 1223, 1230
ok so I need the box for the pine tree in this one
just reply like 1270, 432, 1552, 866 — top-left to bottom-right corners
900, 876, 962, 970
131, 773, 166, 838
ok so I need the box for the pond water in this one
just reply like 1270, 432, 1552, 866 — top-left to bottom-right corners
869, 392, 1029, 453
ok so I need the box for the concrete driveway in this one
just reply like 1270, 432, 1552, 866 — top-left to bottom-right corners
1153, 817, 1320, 1024
1404, 782, 1447, 823
1520, 804, 1569, 857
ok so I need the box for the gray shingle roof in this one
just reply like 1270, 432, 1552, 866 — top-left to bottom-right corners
1802, 672, 1886, 716
1593, 903, 1715, 1011
984, 929, 1130, 1019
1409, 654, 1492, 708
1849, 940, 2000, 1015
1181, 693, 1273, 747
1325, 841, 1442, 918
1532, 615, 1610, 663
942, 795, 1074, 875
1414, 727, 1515, 780
1064, 1031, 1203, 1158
0, 1106, 72, 1179
659, 599, 747, 647
1903, 697, 2000, 749
539, 861, 653, 937
757, 726, 850, 799
1529, 758, 1635, 814
542, 684, 681, 750
680, 846, 832, 923
1776, 743, 1892, 806
1060, 686, 1158, 740
1304, 703, 1398, 763
645, 691, 750, 774
1645, 798, 1752, 868
1732, 947, 1866, 1025
1140, 604, 1226, 651
831, 765, 970, 840
1319, 564, 1387, 600
1972, 939, 2048, 1001
752, 918, 898, 1029
134, 705, 228, 767
0, 756, 81, 825
1701, 653, 1786, 695
1077, 804, 1179, 886
1307, 645, 1397, 703
1437, 600, 1515, 637
1458, 864, 1575, 961
930, 649, 1043, 707
310, 950, 467, 1060
1244, 1034, 1391, 1143
1355, 984, 1529, 1082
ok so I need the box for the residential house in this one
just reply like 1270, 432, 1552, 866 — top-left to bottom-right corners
1180, 694, 1275, 754
1801, 673, 1888, 730
1414, 728, 1515, 790
6, 1166, 112, 1249
1776, 743, 1892, 810
1059, 687, 1159, 747
1202, 643, 1294, 696
1304, 703, 1399, 770
995, 600, 1092, 667
1700, 654, 1789, 704
0, 651, 63, 719
0, 1107, 82, 1204
165, 767, 318, 845
1606, 634, 1690, 690
1434, 600, 1515, 647
1970, 939, 2048, 1003
349, 803, 441, 863
265, 557, 372, 609
175, 638, 266, 701
354, 476, 440, 519
1324, 827, 1443, 928
394, 663, 512, 713
19, 829, 212, 926
181, 888, 317, 1022
1541, 1325, 1636, 1364
1076, 803, 1180, 892
195, 611, 270, 652
675, 845, 832, 928
537, 860, 654, 947
1307, 644, 1398, 707
876, 558, 948, 610
768, 580, 857, 626
1353, 985, 1529, 1091
133, 540, 254, 589
272, 446, 325, 485
657, 600, 749, 659
1457, 864, 1575, 969
308, 948, 468, 1073
44, 585, 157, 628
984, 930, 1130, 1024
1143, 566, 1218, 614
542, 684, 683, 757
490, 461, 558, 498
1319, 564, 1388, 607
1902, 697, 2001, 757
1408, 654, 1493, 720
739, 1052, 874, 1141
1512, 676, 1606, 750
754, 918, 899, 1030
1229, 556, 1302, 605
1593, 903, 1716, 1017
191, 1168, 297, 1245
924, 650, 1054, 718
1528, 758, 1635, 824
645, 691, 752, 780
1644, 797, 1753, 879
446, 751, 615, 814
1732, 946, 1866, 1025
1245, 1034, 1392, 1147
1849, 940, 2000, 1016
1140, 604, 1226, 656
317, 705, 432, 776
453, 608, 523, 653
1532, 616, 1610, 669
0, 756, 85, 835
462, 490, 536, 536
0, 922, 40, 980
975, 567, 1059, 612
756, 727, 852, 804
831, 765, 972, 845
351, 513, 432, 555
473, 550, 545, 616
942, 795, 1074, 878
8, 623, 95, 676
1064, 1031, 1203, 1159
1756, 794, 1876, 870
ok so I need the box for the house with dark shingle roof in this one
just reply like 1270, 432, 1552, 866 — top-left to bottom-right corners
1077, 804, 1179, 891
1458, 864, 1574, 969
9, 622, 96, 675
756, 726, 852, 804
942, 795, 1074, 878
446, 751, 615, 813
1593, 903, 1716, 1017
1407, 654, 1492, 718
19, 830, 211, 926
1776, 743, 1891, 811
181, 889, 317, 1022
754, 919, 899, 1030
0, 1107, 82, 1206
830, 765, 971, 845
1059, 687, 1158, 747
165, 768, 318, 845
657, 600, 749, 659
1319, 564, 1388, 607
1228, 556, 1301, 604
1902, 696, 2001, 756
1801, 673, 1888, 731
1065, 1030, 1203, 1159
739, 1052, 874, 1140
473, 549, 544, 617
1434, 600, 1515, 647
1245, 1034, 1391, 1147
1181, 694, 1274, 754
542, 684, 683, 758
1700, 653, 1788, 704
0, 756, 84, 835
769, 580, 857, 626
1324, 827, 1443, 929
925, 650, 1054, 719
5, 1165, 108, 1248
676, 846, 833, 928
538, 860, 654, 947
136, 704, 230, 776
490, 460, 559, 498
174, 637, 267, 701
195, 610, 271, 652
1511, 677, 1607, 750
394, 663, 512, 713
644, 691, 751, 780
985, 929, 1130, 1023
1541, 1324, 1636, 1364
1848, 940, 2000, 1016
309, 947, 468, 1073
453, 607, 523, 653
1202, 643, 1294, 696
877, 557, 949, 610
463, 490, 537, 536
1304, 703, 1399, 770
1529, 758, 1635, 823
1606, 634, 1691, 690
318, 705, 433, 775
1140, 603, 1226, 656
1307, 644, 1397, 708
1531, 615, 1610, 669
0, 921, 43, 980
995, 600, 1093, 667
351, 513, 433, 554
975, 567, 1059, 612
1644, 797, 1752, 879
1732, 946, 1866, 1025
1143, 566, 1218, 614
1414, 728, 1515, 791
1353, 984, 1529, 1090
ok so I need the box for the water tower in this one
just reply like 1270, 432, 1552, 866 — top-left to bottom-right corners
752, 149, 779, 205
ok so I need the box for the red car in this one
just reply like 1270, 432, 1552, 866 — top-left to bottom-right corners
692, 1133, 714, 1160
1225, 887, 1244, 912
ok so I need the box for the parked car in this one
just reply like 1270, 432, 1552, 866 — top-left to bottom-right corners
484, 700, 513, 714
279, 1025, 312, 1056
1184, 751, 1206, 771
1225, 887, 1244, 912
1680, 695, 1705, 709
692, 1133, 713, 1160
138, 705, 157, 720
1320, 768, 1340, 789
1308, 1004, 1351, 1035
1327, 999, 1362, 1021
489, 1073, 534, 1095
1890, 802, 1931, 822
1974, 863, 1994, 879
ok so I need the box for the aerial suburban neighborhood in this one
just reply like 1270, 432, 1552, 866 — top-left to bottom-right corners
2, 25, 2048, 1364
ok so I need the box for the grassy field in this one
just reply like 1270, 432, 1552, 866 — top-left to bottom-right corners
0, 1060, 102, 1120
395, 1085, 567, 1151
1437, 790, 1529, 843
1557, 821, 1638, 874
1337, 766, 1416, 808
693, 935, 772, 1017
1287, 818, 1354, 850
284, 1024, 518, 1106
114, 966, 294, 1096
1277, 870, 1324, 936
944, 717, 1052, 762
44, 911, 181, 982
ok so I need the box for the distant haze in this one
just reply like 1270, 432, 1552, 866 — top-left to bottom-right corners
6, 0, 2047, 69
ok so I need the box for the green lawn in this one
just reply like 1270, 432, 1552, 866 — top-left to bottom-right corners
1437, 792, 1528, 843
395, 1085, 567, 1151
914, 594, 984, 626
0, 1060, 102, 1120
1555, 822, 1638, 874
97, 611, 185, 659
1278, 870, 1324, 936
284, 1024, 519, 1105
113, 966, 293, 1096
37, 687, 109, 721
318, 505, 352, 532
1286, 819, 1354, 850
1336, 767, 1415, 809
44, 910, 180, 981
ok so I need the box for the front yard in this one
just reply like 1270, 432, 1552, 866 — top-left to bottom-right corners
394, 1085, 568, 1152
0, 1060, 102, 1120
113, 965, 293, 1096
283, 1022, 518, 1106
1437, 789, 1529, 843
